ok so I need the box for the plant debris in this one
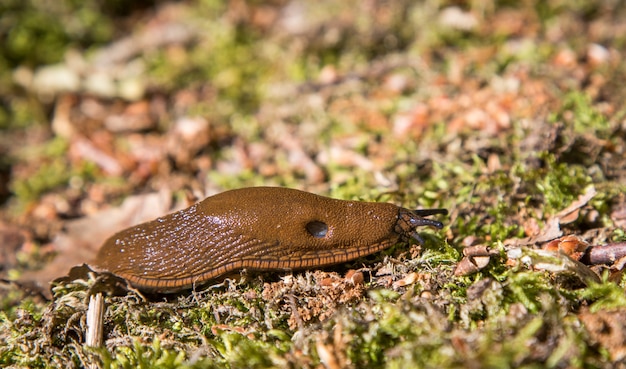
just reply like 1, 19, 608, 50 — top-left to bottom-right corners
2, 1, 626, 368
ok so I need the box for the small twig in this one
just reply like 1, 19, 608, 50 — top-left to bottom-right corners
581, 242, 626, 265
85, 293, 105, 348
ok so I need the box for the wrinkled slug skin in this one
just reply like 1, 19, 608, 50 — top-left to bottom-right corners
94, 187, 431, 292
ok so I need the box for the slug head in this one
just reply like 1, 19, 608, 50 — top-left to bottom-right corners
395, 208, 448, 244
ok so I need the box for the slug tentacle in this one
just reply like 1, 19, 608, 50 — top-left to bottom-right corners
413, 208, 449, 218
93, 187, 447, 292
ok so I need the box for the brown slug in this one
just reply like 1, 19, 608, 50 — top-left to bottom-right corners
93, 187, 447, 292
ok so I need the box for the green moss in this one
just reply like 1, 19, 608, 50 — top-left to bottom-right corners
211, 332, 289, 368
504, 271, 560, 313
518, 153, 592, 214
147, 8, 268, 118
0, 303, 46, 367
0, 0, 117, 129
328, 277, 591, 368
556, 91, 611, 137
9, 138, 98, 203
486, 201, 525, 240
101, 338, 186, 369
611, 228, 626, 242
0, 0, 112, 68
577, 274, 626, 312
0, 95, 48, 130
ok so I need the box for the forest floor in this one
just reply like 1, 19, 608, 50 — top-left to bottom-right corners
1, 1, 626, 368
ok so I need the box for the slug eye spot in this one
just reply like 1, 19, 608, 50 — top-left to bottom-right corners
306, 221, 328, 238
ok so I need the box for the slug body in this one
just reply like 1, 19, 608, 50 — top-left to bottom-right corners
93, 187, 446, 292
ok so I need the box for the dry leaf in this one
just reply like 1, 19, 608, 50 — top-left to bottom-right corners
543, 235, 589, 261
580, 308, 626, 363
514, 248, 600, 285
392, 272, 418, 288
555, 186, 597, 224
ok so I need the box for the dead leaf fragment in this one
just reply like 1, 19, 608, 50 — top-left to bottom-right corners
515, 248, 600, 285
505, 217, 562, 248
211, 324, 253, 339
506, 187, 596, 250
610, 196, 626, 228
104, 101, 154, 132
316, 334, 341, 369
580, 308, 626, 363
0, 221, 31, 275
522, 217, 541, 238
344, 270, 364, 285
454, 255, 491, 276
70, 136, 123, 176
392, 272, 418, 288
454, 245, 500, 276
555, 186, 597, 224
166, 116, 211, 167
543, 235, 589, 261
462, 245, 499, 258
